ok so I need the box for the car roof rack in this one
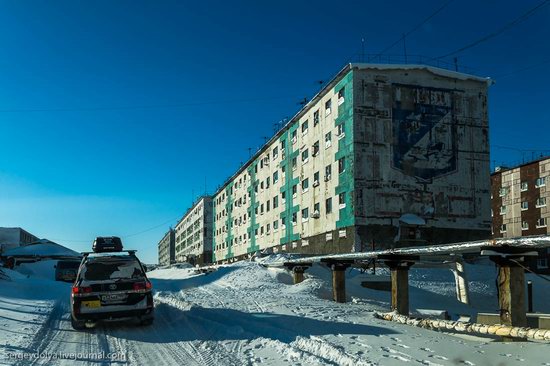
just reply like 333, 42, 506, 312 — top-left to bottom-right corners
82, 250, 137, 258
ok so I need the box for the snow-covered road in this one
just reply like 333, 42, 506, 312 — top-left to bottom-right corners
1, 260, 549, 365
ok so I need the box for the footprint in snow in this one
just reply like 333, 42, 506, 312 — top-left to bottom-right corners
420, 347, 434, 353
383, 354, 410, 362
428, 355, 448, 361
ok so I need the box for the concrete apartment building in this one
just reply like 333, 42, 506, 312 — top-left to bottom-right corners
491, 157, 550, 270
175, 196, 213, 265
213, 63, 492, 263
0, 227, 39, 254
157, 228, 175, 266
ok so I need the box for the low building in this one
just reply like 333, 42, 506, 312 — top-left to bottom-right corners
175, 196, 213, 265
212, 63, 492, 263
491, 157, 550, 272
0, 227, 39, 255
157, 228, 175, 266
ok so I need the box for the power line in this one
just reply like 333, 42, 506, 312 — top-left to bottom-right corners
367, 0, 454, 62
0, 96, 297, 114
433, 0, 550, 60
492, 59, 550, 78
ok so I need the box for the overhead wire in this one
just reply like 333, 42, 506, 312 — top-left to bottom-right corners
433, 0, 550, 60
367, 0, 454, 62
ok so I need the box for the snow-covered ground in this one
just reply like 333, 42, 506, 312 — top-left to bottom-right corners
1, 258, 549, 365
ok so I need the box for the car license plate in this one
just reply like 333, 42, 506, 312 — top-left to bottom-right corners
101, 294, 127, 302
82, 300, 101, 308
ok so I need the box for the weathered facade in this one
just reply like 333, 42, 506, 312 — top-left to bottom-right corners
213, 64, 492, 263
0, 227, 39, 254
157, 228, 175, 266
175, 196, 213, 265
491, 157, 550, 271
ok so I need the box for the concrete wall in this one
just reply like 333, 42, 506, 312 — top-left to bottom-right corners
158, 229, 175, 266
352, 66, 492, 248
175, 196, 213, 264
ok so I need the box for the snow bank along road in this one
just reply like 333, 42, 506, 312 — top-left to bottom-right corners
1, 260, 549, 365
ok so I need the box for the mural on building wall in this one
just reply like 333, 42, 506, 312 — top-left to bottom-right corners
392, 84, 458, 180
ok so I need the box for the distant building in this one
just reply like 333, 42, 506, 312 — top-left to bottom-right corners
157, 228, 175, 266
212, 63, 492, 263
491, 157, 550, 272
0, 227, 39, 254
175, 196, 213, 265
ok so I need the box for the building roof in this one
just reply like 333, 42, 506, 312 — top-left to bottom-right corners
3, 239, 81, 258
491, 156, 550, 175
213, 63, 492, 197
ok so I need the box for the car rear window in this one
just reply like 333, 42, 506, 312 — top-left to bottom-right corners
81, 258, 144, 281
57, 261, 80, 269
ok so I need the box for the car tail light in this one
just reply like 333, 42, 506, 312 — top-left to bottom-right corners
146, 281, 152, 290
133, 282, 146, 291
72, 286, 92, 294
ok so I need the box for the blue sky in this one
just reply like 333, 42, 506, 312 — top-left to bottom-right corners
0, 0, 548, 263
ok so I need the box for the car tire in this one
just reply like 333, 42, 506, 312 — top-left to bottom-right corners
71, 316, 87, 330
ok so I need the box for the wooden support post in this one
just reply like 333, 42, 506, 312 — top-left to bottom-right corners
482, 245, 538, 337
283, 262, 311, 285
293, 266, 305, 284
321, 260, 353, 303
380, 255, 418, 316
332, 265, 347, 303
496, 264, 526, 327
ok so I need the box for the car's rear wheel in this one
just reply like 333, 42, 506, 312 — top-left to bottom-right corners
71, 316, 86, 330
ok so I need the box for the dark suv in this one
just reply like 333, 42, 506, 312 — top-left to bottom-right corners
70, 247, 154, 329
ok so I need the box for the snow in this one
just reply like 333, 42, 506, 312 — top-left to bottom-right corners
399, 214, 426, 226
3, 241, 80, 258
0, 256, 549, 365
16, 259, 59, 280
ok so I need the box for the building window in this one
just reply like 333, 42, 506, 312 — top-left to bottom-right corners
260, 204, 264, 214
338, 157, 346, 174
499, 187, 509, 197
291, 130, 297, 144
266, 200, 270, 212
535, 177, 547, 188
273, 170, 279, 183
273, 195, 278, 209
314, 202, 320, 216
326, 197, 332, 214
261, 226, 264, 235
266, 177, 270, 189
273, 220, 279, 230
521, 201, 528, 211
312, 141, 320, 156
273, 146, 278, 159
521, 181, 528, 191
500, 205, 507, 215
337, 123, 345, 138
337, 87, 345, 105
281, 216, 286, 228
339, 192, 346, 208
313, 171, 320, 186
266, 224, 271, 234
522, 221, 529, 231
302, 149, 309, 163
292, 157, 297, 170
281, 191, 286, 201
325, 164, 332, 181
302, 178, 309, 192
325, 132, 332, 148
313, 110, 320, 126
301, 120, 309, 135
500, 224, 507, 233
292, 184, 297, 197
325, 99, 332, 115
292, 212, 297, 225
537, 218, 547, 228
536, 197, 547, 208
302, 207, 309, 221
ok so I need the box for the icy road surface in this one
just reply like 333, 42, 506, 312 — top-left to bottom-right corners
1, 260, 549, 365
